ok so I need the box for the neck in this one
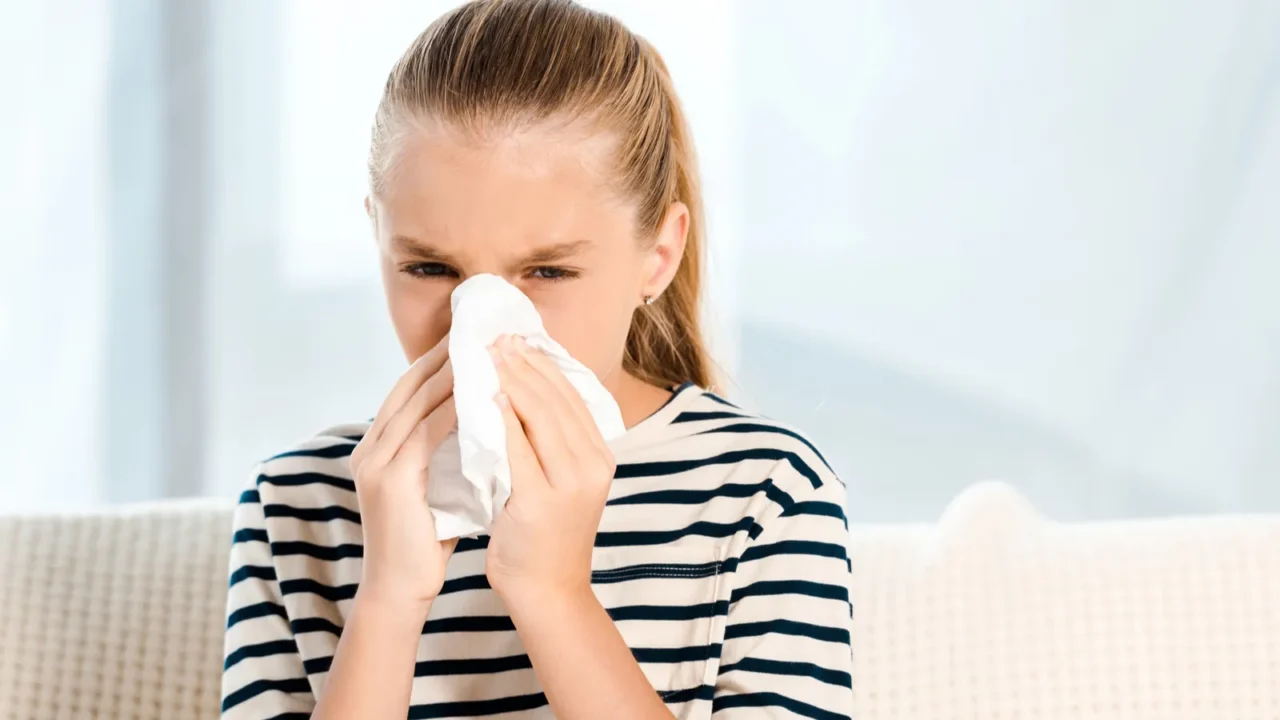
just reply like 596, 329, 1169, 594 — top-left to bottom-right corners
605, 369, 676, 429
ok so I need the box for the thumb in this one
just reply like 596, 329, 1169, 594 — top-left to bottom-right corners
496, 392, 546, 493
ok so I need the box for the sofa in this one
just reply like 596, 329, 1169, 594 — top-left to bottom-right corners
1, 482, 1277, 719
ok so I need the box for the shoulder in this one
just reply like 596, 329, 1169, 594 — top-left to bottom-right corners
617, 386, 846, 535
667, 387, 842, 496
233, 421, 370, 530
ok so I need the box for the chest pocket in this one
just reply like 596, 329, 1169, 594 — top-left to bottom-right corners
590, 545, 725, 711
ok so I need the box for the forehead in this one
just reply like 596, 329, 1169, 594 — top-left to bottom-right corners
377, 122, 636, 253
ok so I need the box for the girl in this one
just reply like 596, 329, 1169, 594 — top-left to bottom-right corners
220, 1, 852, 718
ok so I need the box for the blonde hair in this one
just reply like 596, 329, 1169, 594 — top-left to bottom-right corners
368, 0, 713, 390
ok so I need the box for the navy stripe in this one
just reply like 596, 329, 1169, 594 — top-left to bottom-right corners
268, 443, 357, 461
633, 643, 721, 664
290, 604, 727, 637
237, 527, 835, 566
224, 639, 298, 671
703, 392, 740, 409
781, 500, 846, 523
277, 574, 491, 603
416, 654, 532, 676
455, 535, 491, 553
713, 691, 849, 720
725, 618, 850, 645
270, 540, 363, 561
263, 503, 361, 525
615, 448, 822, 489
221, 677, 311, 713
280, 578, 356, 602
407, 692, 548, 718
233, 527, 269, 545
693, 422, 833, 473
592, 561, 721, 584
258, 471, 356, 493
238, 488, 260, 505
719, 657, 852, 689
440, 574, 491, 594
596, 518, 762, 547
740, 539, 848, 564
609, 601, 728, 622
661, 684, 715, 704
291, 616, 344, 637
227, 601, 287, 629
230, 564, 276, 588
306, 653, 536, 677
609, 479, 795, 511
731, 579, 849, 605
672, 410, 748, 423
425, 615, 515, 634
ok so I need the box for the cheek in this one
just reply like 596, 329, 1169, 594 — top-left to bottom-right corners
381, 264, 452, 361
533, 276, 637, 377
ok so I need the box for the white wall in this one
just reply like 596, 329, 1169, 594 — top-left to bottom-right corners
2, 0, 1277, 520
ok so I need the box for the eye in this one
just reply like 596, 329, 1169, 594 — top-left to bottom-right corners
401, 262, 459, 279
527, 266, 578, 282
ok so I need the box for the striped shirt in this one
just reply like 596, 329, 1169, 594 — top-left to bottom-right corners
221, 383, 853, 719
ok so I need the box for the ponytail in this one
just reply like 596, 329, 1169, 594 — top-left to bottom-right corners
622, 40, 715, 390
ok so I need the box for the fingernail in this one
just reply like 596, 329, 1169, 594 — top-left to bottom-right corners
501, 335, 518, 358
494, 392, 510, 408
512, 335, 528, 353
488, 344, 503, 365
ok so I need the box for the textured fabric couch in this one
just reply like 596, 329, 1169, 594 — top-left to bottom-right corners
2, 483, 1278, 719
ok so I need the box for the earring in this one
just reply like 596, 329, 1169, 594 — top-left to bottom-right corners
643, 295, 657, 306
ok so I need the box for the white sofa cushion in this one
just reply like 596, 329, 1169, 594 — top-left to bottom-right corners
1, 483, 1278, 719
0, 499, 231, 720
849, 482, 1280, 719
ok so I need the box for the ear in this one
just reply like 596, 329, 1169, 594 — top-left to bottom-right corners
365, 196, 381, 243
640, 202, 689, 302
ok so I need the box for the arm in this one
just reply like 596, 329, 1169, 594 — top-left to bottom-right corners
221, 487, 314, 719
486, 335, 675, 720
310, 592, 430, 720
312, 340, 456, 718
714, 469, 854, 719
221, 487, 430, 720
505, 585, 675, 720
225, 341, 456, 719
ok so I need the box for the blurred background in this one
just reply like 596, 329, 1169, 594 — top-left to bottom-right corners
1, 0, 1277, 520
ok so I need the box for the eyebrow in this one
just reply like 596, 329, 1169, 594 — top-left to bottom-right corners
391, 234, 457, 264
522, 239, 593, 265
390, 235, 594, 267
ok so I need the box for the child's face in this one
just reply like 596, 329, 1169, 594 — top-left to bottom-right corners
369, 120, 686, 388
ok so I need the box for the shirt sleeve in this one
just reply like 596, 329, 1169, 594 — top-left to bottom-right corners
221, 480, 316, 720
713, 461, 854, 719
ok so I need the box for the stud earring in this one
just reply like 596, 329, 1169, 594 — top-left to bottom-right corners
643, 295, 657, 306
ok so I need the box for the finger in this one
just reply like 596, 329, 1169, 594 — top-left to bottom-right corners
514, 336, 607, 453
494, 390, 547, 493
425, 394, 457, 457
388, 413, 433, 474
491, 338, 577, 486
366, 334, 449, 445
370, 359, 453, 467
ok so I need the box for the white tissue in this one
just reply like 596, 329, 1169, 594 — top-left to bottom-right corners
427, 273, 627, 540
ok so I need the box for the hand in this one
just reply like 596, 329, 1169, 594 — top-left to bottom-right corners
349, 336, 458, 616
484, 335, 616, 602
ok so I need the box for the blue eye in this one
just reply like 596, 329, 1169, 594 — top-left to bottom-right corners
528, 266, 578, 282
402, 262, 458, 279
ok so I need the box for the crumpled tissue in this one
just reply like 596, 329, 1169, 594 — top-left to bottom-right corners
427, 273, 627, 540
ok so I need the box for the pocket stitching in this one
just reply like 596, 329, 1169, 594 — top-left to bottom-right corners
593, 561, 722, 583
